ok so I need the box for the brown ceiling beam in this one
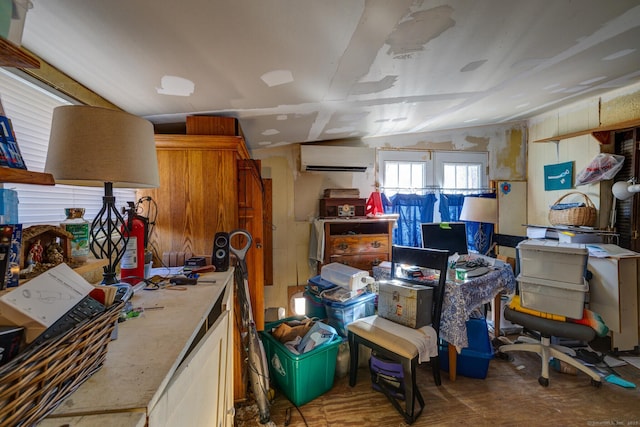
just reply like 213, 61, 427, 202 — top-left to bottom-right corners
17, 47, 121, 110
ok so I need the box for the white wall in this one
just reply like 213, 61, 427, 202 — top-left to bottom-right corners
526, 81, 640, 228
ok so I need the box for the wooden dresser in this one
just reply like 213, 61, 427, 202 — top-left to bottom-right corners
319, 218, 396, 274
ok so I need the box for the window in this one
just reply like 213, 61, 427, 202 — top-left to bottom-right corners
378, 150, 488, 194
383, 161, 426, 197
0, 68, 136, 227
443, 163, 482, 190
378, 149, 489, 223
434, 151, 488, 191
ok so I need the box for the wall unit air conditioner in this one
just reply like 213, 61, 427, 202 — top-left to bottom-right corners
300, 145, 375, 172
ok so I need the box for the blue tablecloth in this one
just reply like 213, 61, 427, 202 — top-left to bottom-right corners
439, 266, 516, 350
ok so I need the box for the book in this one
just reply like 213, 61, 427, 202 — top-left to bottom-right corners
0, 115, 26, 169
5, 224, 22, 288
0, 325, 23, 366
0, 225, 11, 290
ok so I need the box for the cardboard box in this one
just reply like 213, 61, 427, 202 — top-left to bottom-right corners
0, 263, 94, 342
377, 279, 433, 328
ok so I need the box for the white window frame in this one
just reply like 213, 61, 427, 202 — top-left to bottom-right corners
434, 151, 489, 191
377, 149, 489, 221
0, 68, 136, 227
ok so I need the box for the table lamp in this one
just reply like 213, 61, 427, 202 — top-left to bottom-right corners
459, 196, 497, 255
44, 105, 159, 285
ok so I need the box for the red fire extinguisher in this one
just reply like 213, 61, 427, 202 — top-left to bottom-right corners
120, 202, 147, 286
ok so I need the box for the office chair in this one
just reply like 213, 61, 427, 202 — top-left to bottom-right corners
499, 306, 601, 387
497, 241, 601, 387
347, 245, 449, 424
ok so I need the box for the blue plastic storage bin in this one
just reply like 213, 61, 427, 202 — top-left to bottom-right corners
439, 317, 494, 379
303, 291, 327, 320
307, 275, 337, 297
323, 292, 376, 337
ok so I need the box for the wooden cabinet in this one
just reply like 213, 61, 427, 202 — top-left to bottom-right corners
321, 218, 395, 274
137, 119, 268, 403
588, 253, 640, 352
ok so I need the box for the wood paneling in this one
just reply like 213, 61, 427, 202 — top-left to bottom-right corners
186, 116, 241, 136
138, 136, 242, 266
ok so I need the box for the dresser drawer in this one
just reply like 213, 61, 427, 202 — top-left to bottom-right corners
328, 234, 389, 255
328, 253, 389, 273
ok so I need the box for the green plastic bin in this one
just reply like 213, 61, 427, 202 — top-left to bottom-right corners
260, 317, 342, 406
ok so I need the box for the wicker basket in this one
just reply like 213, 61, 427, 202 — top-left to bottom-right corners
548, 191, 597, 227
0, 301, 123, 427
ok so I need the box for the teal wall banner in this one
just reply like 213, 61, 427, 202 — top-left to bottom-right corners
544, 161, 573, 191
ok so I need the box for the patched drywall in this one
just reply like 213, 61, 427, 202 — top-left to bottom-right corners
600, 82, 640, 126
362, 122, 527, 180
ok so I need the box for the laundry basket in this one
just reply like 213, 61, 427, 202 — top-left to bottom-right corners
0, 301, 123, 426
548, 192, 597, 227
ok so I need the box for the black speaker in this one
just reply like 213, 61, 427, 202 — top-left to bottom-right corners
213, 232, 230, 272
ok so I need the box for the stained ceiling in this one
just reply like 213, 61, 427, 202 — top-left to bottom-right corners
19, 0, 640, 152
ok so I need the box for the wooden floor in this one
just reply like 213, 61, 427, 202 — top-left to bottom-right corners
235, 340, 640, 427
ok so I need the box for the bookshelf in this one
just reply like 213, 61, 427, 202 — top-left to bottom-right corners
0, 167, 54, 185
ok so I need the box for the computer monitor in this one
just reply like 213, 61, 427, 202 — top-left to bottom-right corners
421, 222, 469, 256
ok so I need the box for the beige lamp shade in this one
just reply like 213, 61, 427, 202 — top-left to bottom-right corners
44, 105, 159, 188
459, 196, 497, 224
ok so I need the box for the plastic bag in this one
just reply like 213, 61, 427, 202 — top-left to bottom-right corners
296, 321, 337, 353
366, 191, 384, 217
575, 153, 624, 186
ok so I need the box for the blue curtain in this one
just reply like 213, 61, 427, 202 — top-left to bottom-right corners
462, 193, 496, 255
439, 193, 465, 222
389, 193, 437, 247
439, 192, 496, 254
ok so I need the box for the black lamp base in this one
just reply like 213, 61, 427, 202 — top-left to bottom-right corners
90, 182, 129, 285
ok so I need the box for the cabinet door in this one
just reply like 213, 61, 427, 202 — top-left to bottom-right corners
237, 159, 265, 330
148, 283, 233, 426
148, 306, 231, 427
139, 139, 239, 266
588, 256, 639, 351
234, 160, 265, 402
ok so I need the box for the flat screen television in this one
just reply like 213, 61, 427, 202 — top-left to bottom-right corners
421, 222, 468, 256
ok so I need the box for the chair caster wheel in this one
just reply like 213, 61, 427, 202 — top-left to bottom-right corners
538, 376, 549, 387
591, 379, 602, 388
